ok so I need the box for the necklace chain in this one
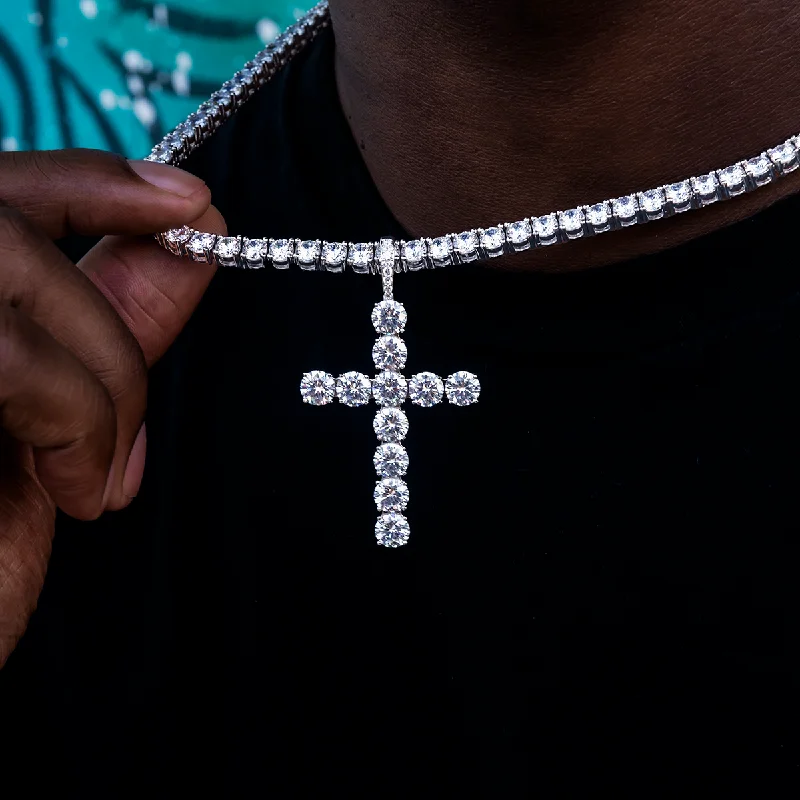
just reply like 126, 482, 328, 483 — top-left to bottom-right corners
150, 0, 800, 275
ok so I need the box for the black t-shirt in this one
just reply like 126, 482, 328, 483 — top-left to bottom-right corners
2, 27, 799, 797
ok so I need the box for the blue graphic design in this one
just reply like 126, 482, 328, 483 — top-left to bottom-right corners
0, 1, 309, 156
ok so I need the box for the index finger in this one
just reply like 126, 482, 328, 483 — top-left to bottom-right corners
0, 149, 211, 239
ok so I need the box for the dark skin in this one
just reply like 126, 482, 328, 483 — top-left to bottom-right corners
1, 1, 799, 665
332, 0, 800, 271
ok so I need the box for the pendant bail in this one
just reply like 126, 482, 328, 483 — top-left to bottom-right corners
382, 263, 394, 300
376, 238, 397, 300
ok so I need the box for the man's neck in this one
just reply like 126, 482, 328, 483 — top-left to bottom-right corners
331, 0, 800, 271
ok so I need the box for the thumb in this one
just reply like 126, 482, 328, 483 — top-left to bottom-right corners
78, 205, 227, 366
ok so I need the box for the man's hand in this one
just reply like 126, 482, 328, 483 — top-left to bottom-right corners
0, 149, 226, 667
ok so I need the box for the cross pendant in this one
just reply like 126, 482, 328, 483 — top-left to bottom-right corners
299, 243, 480, 548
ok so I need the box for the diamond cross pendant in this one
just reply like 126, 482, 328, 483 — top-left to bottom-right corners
299, 241, 480, 548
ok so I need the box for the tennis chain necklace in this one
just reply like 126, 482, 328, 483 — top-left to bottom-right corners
147, 1, 799, 548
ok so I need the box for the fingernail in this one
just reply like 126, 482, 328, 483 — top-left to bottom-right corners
127, 159, 206, 198
122, 423, 147, 500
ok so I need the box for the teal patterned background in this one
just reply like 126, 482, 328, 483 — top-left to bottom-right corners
0, 1, 309, 157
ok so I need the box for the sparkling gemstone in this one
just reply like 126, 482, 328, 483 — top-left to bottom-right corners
665, 181, 692, 209
429, 236, 452, 261
402, 239, 426, 265
768, 141, 798, 172
300, 371, 336, 406
215, 236, 241, 264
480, 226, 505, 252
639, 188, 665, 214
371, 300, 407, 334
269, 238, 293, 265
374, 478, 409, 513
375, 238, 398, 267
336, 372, 372, 407
692, 172, 719, 198
373, 336, 408, 371
211, 88, 233, 108
408, 372, 444, 407
744, 155, 772, 181
445, 371, 481, 406
559, 208, 584, 233
165, 226, 192, 245
506, 219, 532, 244
375, 512, 410, 548
718, 164, 746, 191
322, 241, 347, 267
186, 232, 217, 259
373, 407, 409, 442
348, 242, 374, 271
454, 230, 478, 255
612, 195, 638, 220
533, 214, 558, 241
374, 443, 409, 478
586, 202, 611, 228
242, 238, 268, 265
296, 240, 320, 265
372, 371, 408, 407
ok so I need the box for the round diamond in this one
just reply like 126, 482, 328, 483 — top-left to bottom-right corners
586, 202, 610, 227
719, 164, 746, 189
375, 512, 410, 548
242, 238, 268, 263
429, 236, 451, 261
665, 181, 692, 206
374, 478, 409, 513
506, 219, 531, 244
336, 372, 372, 407
186, 232, 217, 259
534, 214, 558, 239
165, 226, 192, 245
374, 443, 409, 478
297, 240, 320, 265
372, 336, 407, 371
322, 241, 347, 267
639, 188, 665, 213
560, 208, 584, 233
480, 226, 504, 251
373, 408, 409, 442
215, 236, 240, 258
455, 230, 478, 255
612, 195, 638, 219
348, 242, 374, 271
300, 371, 335, 406
408, 372, 444, 407
269, 239, 293, 264
371, 301, 407, 334
445, 371, 481, 406
373, 371, 407, 406
402, 240, 426, 265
